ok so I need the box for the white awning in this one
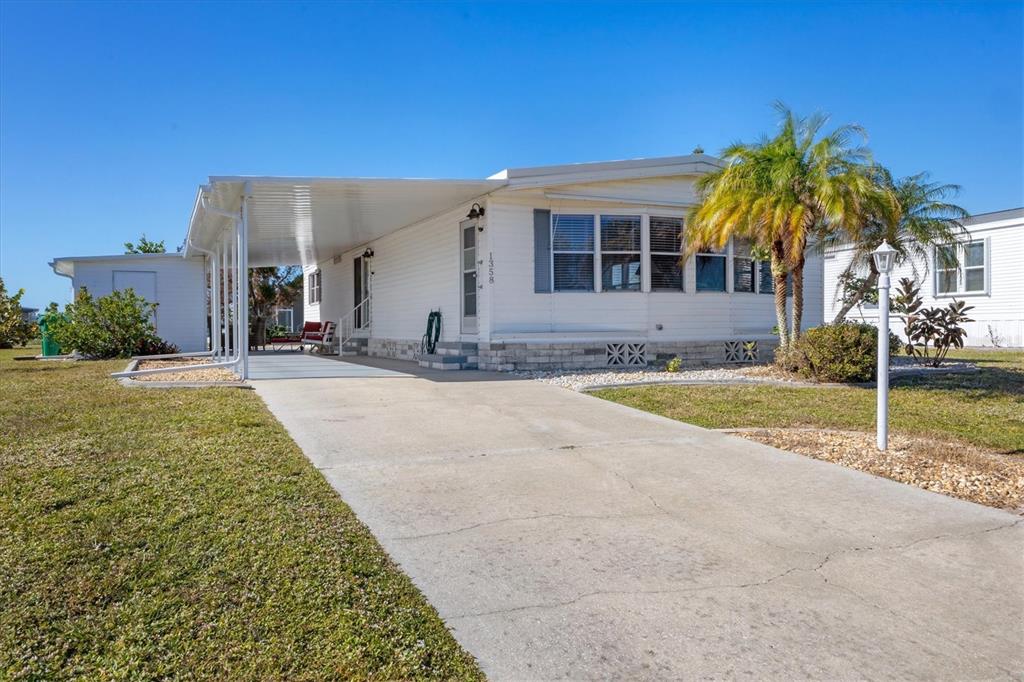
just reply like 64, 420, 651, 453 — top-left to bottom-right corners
185, 176, 506, 267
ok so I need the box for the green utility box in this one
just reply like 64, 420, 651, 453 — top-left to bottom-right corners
39, 315, 61, 356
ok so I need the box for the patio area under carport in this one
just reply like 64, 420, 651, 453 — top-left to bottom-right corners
247, 351, 412, 380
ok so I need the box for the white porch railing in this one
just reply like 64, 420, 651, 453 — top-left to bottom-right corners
337, 296, 371, 350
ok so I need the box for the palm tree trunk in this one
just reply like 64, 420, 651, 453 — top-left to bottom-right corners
831, 267, 879, 324
771, 242, 789, 349
790, 255, 805, 342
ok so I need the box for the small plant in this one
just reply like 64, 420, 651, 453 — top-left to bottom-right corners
665, 356, 682, 372
893, 277, 974, 367
776, 323, 897, 383
48, 287, 178, 359
0, 277, 37, 348
987, 325, 1003, 348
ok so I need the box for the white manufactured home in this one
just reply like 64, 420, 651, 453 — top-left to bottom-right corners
824, 207, 1024, 347
49, 252, 208, 352
210, 155, 823, 372
53, 154, 825, 378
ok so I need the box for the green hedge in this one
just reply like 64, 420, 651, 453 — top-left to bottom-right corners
778, 323, 898, 383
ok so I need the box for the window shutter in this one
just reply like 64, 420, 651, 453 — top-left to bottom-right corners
533, 209, 552, 293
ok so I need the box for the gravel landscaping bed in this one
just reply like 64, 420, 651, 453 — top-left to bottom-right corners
732, 428, 1024, 512
515, 365, 802, 392
134, 358, 238, 383
520, 358, 980, 392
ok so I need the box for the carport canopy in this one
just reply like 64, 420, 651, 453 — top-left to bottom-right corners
184, 176, 506, 267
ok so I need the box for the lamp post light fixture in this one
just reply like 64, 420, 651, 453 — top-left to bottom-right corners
872, 240, 897, 451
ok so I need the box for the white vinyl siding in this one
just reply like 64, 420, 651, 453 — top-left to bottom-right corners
485, 191, 824, 341
67, 255, 207, 352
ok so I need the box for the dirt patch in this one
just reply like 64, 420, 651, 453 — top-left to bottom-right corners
134, 358, 238, 383
732, 428, 1024, 513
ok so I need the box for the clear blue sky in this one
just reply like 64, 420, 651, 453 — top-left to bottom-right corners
1, 0, 1021, 309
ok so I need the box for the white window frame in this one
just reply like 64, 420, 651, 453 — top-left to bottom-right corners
934, 239, 989, 297
308, 270, 322, 304
695, 242, 728, 293
649, 215, 685, 292
731, 238, 757, 294
550, 214, 597, 292
599, 214, 643, 292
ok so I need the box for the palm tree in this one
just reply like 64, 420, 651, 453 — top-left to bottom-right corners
249, 266, 302, 347
688, 103, 874, 349
828, 168, 968, 323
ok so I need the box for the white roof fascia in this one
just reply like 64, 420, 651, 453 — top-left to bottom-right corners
497, 161, 723, 190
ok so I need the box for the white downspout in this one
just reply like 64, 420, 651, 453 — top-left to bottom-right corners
186, 236, 220, 358
239, 185, 251, 379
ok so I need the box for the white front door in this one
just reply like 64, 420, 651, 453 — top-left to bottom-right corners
460, 219, 478, 334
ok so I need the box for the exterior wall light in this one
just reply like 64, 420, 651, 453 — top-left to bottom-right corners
872, 240, 897, 451
362, 248, 374, 259
467, 203, 485, 220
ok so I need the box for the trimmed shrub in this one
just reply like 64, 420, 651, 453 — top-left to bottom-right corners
48, 288, 179, 359
665, 356, 682, 373
777, 323, 898, 383
0, 277, 36, 348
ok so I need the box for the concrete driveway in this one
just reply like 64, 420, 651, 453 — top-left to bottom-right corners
253, 358, 1023, 680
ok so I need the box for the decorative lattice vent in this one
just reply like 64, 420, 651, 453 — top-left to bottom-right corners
606, 343, 647, 367
725, 340, 758, 363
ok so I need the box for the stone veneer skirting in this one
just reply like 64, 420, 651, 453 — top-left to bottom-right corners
367, 337, 421, 362
477, 338, 779, 372
365, 336, 779, 371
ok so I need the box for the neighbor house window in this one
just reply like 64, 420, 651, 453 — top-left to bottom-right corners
650, 216, 684, 291
600, 215, 641, 291
936, 241, 986, 294
963, 241, 986, 292
308, 270, 322, 304
696, 243, 727, 292
552, 214, 595, 291
733, 238, 755, 293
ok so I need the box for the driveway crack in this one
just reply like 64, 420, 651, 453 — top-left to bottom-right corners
447, 519, 1024, 621
387, 511, 663, 541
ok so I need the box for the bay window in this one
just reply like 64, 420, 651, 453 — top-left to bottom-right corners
552, 214, 595, 291
600, 215, 641, 291
696, 244, 727, 292
733, 238, 755, 293
758, 261, 774, 294
650, 216, 684, 291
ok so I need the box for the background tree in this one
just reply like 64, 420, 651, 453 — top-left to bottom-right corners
827, 168, 968, 323
249, 266, 302, 347
124, 234, 166, 254
687, 103, 875, 349
0, 277, 37, 348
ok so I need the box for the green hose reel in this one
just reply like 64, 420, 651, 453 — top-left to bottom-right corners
421, 310, 441, 355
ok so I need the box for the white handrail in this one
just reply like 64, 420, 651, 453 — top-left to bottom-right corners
337, 296, 371, 351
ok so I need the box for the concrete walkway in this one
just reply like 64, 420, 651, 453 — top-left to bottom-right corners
252, 362, 1024, 680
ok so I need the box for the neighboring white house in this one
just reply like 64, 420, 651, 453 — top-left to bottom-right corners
49, 253, 207, 352
823, 207, 1023, 348
272, 155, 824, 370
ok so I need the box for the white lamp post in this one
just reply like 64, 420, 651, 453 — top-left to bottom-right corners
872, 240, 897, 451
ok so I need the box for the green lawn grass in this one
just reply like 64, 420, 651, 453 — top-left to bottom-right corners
0, 349, 482, 680
593, 348, 1024, 454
